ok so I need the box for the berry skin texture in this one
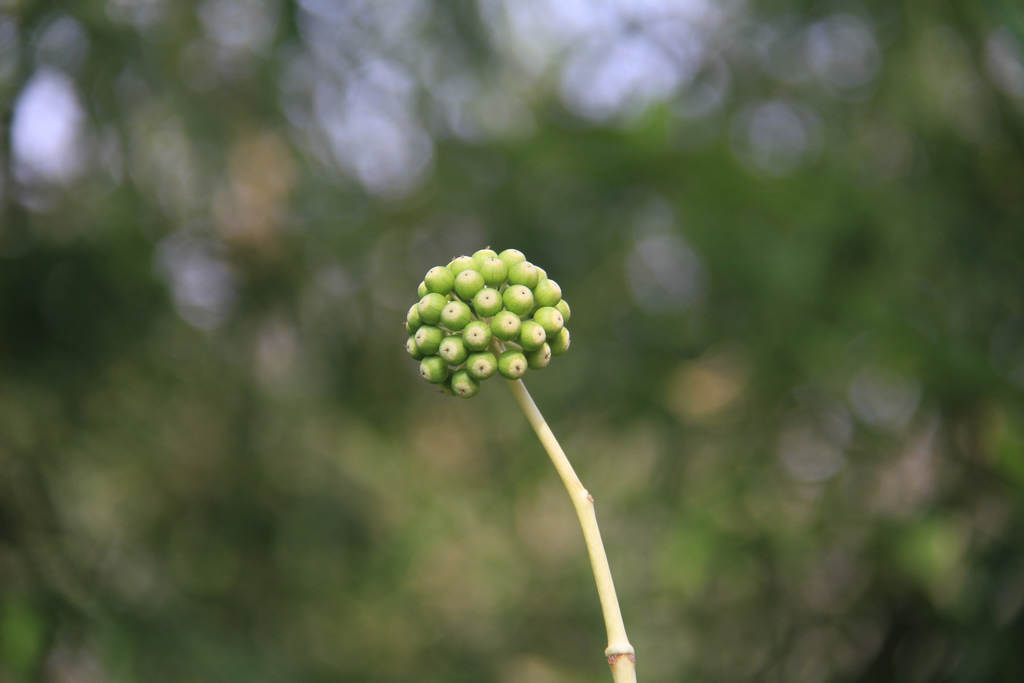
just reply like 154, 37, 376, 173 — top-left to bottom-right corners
533, 278, 562, 308
414, 325, 443, 355
491, 310, 522, 340
502, 285, 534, 316
448, 255, 476, 275
472, 248, 499, 269
462, 321, 493, 351
441, 300, 472, 330
519, 320, 547, 351
420, 356, 449, 383
533, 306, 564, 337
406, 336, 423, 359
424, 266, 455, 294
498, 350, 528, 379
472, 288, 503, 317
450, 369, 479, 398
406, 303, 422, 331
550, 327, 570, 355
526, 343, 552, 369
418, 293, 447, 325
454, 270, 485, 301
479, 257, 509, 287
439, 335, 469, 364
498, 248, 526, 269
466, 351, 498, 380
555, 299, 571, 323
508, 261, 541, 289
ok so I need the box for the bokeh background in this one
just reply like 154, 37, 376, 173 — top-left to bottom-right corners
2, 0, 1024, 681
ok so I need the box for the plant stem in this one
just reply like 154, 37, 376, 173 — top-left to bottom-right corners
504, 378, 637, 683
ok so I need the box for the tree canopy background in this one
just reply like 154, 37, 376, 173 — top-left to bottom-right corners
2, 1, 1024, 681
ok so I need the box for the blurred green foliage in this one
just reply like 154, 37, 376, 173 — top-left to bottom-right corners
2, 0, 1024, 681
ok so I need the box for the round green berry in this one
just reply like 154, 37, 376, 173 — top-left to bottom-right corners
463, 320, 492, 351
406, 252, 571, 385
406, 335, 422, 359
526, 343, 552, 369
406, 303, 422, 335
466, 351, 497, 380
419, 356, 449, 384
508, 261, 541, 289
502, 285, 534, 316
424, 266, 454, 294
438, 335, 468, 364
498, 350, 528, 379
491, 310, 522, 340
549, 327, 570, 355
454, 270, 485, 300
448, 255, 476, 275
472, 248, 499, 269
479, 257, 509, 287
519, 320, 547, 351
414, 325, 443, 355
418, 293, 447, 325
533, 278, 562, 308
440, 300, 472, 330
472, 287, 502, 317
498, 248, 526, 269
533, 306, 564, 337
450, 369, 479, 398
555, 299, 571, 323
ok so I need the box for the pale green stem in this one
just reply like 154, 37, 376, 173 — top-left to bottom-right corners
504, 378, 637, 683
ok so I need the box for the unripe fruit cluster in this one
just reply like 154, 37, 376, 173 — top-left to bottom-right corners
405, 248, 572, 398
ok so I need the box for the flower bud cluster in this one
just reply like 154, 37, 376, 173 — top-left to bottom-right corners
405, 248, 571, 397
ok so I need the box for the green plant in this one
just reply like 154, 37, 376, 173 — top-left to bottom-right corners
405, 249, 637, 682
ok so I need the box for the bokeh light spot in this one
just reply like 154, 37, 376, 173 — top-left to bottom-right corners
11, 68, 87, 184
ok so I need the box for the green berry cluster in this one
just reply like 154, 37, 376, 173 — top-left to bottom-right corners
404, 248, 572, 398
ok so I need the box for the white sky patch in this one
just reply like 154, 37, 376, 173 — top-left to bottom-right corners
11, 68, 87, 183
480, 0, 618, 76
313, 61, 433, 198
481, 0, 723, 120
561, 35, 688, 121
155, 233, 237, 330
